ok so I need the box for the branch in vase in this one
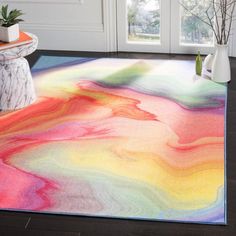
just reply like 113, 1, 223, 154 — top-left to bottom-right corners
179, 0, 236, 45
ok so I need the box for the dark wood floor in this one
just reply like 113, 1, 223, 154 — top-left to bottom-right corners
0, 50, 236, 236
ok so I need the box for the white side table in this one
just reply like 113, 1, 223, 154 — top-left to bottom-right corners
0, 33, 38, 111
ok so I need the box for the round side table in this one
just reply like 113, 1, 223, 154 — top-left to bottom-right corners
0, 33, 38, 111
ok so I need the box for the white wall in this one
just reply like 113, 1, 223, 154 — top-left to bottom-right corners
229, 9, 236, 57
3, 0, 117, 52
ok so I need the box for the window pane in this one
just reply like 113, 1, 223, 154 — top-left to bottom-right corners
180, 0, 214, 45
127, 0, 160, 43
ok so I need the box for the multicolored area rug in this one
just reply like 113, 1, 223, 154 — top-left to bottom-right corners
0, 56, 227, 224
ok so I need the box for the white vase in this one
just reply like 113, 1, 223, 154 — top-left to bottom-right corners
203, 54, 214, 71
0, 24, 19, 42
212, 44, 231, 83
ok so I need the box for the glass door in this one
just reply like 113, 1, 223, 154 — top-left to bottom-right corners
171, 0, 215, 54
117, 0, 171, 53
117, 0, 214, 54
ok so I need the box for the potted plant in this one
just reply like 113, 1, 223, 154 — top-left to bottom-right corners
180, 0, 236, 83
0, 5, 24, 42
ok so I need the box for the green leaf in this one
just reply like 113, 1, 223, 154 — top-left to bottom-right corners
2, 5, 8, 19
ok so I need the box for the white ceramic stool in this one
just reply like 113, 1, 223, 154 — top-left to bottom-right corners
0, 33, 38, 111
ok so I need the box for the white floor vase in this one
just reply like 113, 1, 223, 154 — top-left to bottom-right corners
212, 44, 231, 83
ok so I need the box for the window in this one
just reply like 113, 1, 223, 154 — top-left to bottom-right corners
180, 0, 214, 46
127, 0, 161, 43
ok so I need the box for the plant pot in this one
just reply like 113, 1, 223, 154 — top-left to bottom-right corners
212, 44, 231, 83
0, 24, 20, 42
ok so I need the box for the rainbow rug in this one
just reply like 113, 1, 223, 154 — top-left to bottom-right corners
0, 56, 227, 224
